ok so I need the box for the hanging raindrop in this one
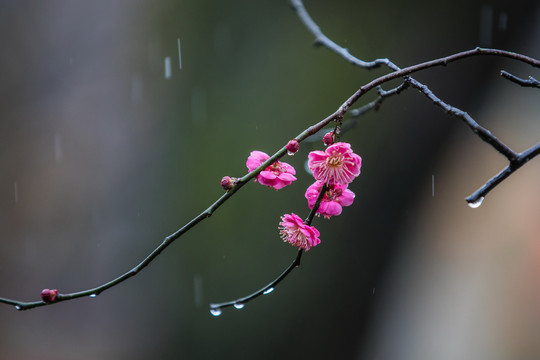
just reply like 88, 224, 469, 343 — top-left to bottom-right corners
263, 287, 274, 295
467, 197, 484, 209
15, 305, 21, 311
89, 293, 97, 298
233, 302, 245, 310
210, 308, 222, 317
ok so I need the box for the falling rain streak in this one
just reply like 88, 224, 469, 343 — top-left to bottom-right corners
177, 37, 182, 69
479, 5, 493, 47
431, 174, 434, 197
498, 12, 508, 31
131, 75, 143, 104
54, 133, 63, 162
193, 275, 203, 307
164, 56, 172, 79
191, 88, 207, 124
13, 182, 18, 203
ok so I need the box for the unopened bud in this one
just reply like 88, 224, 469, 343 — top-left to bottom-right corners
286, 139, 299, 155
220, 176, 237, 191
41, 289, 58, 303
322, 131, 335, 146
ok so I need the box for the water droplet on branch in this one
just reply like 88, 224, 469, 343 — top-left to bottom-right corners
210, 308, 222, 316
89, 293, 97, 298
263, 287, 274, 295
467, 197, 484, 209
233, 302, 245, 310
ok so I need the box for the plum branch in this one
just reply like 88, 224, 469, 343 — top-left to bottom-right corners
209, 184, 329, 314
289, 0, 539, 205
1, 0, 539, 313
500, 70, 540, 88
208, 0, 540, 315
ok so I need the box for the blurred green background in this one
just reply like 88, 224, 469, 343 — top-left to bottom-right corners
1, 0, 539, 359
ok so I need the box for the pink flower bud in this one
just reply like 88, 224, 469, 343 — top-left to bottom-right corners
285, 139, 299, 155
41, 289, 58, 303
323, 131, 335, 146
220, 176, 237, 191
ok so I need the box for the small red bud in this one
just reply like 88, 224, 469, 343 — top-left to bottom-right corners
286, 139, 299, 155
41, 289, 58, 303
220, 176, 237, 191
323, 131, 335, 146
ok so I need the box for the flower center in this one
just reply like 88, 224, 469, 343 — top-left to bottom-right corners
270, 162, 285, 174
326, 152, 344, 167
325, 186, 342, 201
280, 226, 307, 249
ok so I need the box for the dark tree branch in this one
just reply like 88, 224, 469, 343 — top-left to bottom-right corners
289, 0, 389, 69
2, 1, 539, 312
209, 184, 329, 315
410, 80, 517, 160
501, 70, 540, 88
305, 82, 410, 143
209, 249, 304, 315
289, 0, 539, 206
465, 143, 540, 204
0, 146, 292, 310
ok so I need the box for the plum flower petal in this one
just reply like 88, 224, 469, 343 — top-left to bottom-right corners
305, 180, 355, 219
307, 142, 361, 185
246, 150, 297, 190
279, 213, 320, 251
246, 151, 269, 171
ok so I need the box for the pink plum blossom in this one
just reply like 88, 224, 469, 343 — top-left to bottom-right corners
305, 180, 355, 219
307, 142, 361, 185
279, 213, 321, 251
246, 150, 297, 190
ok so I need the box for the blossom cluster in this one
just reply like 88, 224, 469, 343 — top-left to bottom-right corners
239, 131, 362, 251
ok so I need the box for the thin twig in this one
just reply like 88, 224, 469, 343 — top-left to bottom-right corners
410, 79, 517, 160
305, 82, 409, 143
500, 70, 540, 88
0, 147, 290, 310
289, 0, 539, 205
209, 249, 304, 314
209, 184, 329, 314
465, 143, 540, 203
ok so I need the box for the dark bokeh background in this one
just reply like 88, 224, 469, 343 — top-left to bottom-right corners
1, 1, 538, 359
